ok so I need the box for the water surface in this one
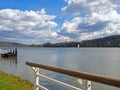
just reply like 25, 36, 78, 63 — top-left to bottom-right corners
0, 47, 120, 90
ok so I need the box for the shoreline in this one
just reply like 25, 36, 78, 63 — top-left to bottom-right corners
0, 69, 33, 90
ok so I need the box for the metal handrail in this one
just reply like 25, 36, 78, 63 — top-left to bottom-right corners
36, 73, 81, 90
26, 61, 120, 88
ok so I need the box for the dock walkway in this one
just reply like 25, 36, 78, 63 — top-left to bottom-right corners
0, 48, 17, 58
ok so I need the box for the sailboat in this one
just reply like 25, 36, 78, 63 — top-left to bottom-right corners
77, 44, 80, 48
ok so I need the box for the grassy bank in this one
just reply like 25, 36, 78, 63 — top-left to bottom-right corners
0, 70, 34, 90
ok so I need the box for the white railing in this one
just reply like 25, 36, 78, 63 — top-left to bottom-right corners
31, 67, 91, 90
26, 61, 120, 90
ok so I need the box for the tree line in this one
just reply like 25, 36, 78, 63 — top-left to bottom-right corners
28, 35, 120, 47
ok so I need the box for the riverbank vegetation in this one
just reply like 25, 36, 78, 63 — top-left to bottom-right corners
28, 35, 120, 47
1, 35, 120, 47
0, 70, 33, 90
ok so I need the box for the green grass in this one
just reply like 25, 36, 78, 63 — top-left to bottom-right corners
0, 70, 34, 90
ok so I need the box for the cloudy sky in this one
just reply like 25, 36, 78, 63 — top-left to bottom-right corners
0, 0, 120, 44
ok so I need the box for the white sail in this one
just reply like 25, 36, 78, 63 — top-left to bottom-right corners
77, 44, 80, 48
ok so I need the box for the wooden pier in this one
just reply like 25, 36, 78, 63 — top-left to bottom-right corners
0, 48, 17, 58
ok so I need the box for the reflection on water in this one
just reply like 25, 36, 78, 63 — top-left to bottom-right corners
0, 56, 18, 68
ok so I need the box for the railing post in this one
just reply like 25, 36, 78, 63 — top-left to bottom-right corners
78, 79, 91, 90
31, 67, 40, 90
26, 61, 120, 89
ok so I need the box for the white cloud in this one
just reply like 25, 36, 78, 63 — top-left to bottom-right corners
0, 0, 120, 44
0, 9, 57, 31
61, 0, 117, 15
57, 17, 81, 38
61, 0, 89, 15
59, 0, 120, 41
110, 0, 120, 5
0, 9, 65, 44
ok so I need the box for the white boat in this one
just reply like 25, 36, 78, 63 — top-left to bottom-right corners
77, 44, 80, 48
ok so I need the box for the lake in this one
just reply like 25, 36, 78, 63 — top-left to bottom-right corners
0, 47, 120, 90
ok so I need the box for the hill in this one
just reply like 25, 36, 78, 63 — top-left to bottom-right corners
40, 35, 120, 47
1, 35, 120, 47
0, 42, 25, 47
80, 35, 120, 47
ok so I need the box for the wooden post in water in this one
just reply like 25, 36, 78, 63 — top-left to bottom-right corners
15, 48, 17, 56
